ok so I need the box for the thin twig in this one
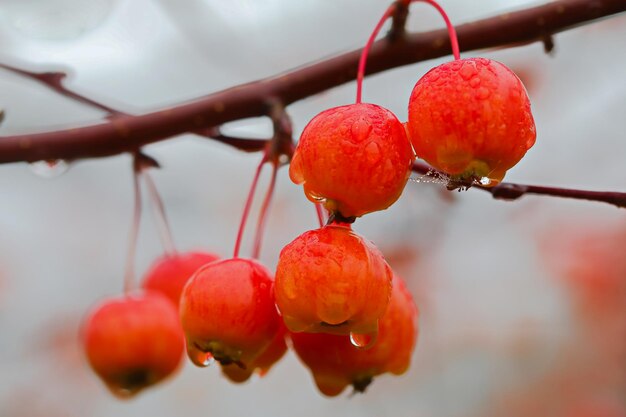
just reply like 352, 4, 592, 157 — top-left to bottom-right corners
0, 62, 269, 153
412, 162, 626, 209
0, 63, 122, 115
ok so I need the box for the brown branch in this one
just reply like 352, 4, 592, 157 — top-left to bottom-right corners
0, 63, 122, 116
0, 63, 268, 154
412, 162, 626, 209
0, 0, 623, 164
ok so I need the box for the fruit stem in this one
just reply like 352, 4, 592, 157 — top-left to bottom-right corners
315, 203, 326, 228
142, 171, 177, 256
124, 164, 143, 293
252, 162, 278, 259
233, 153, 268, 258
356, 4, 396, 104
326, 211, 356, 226
411, 0, 460, 61
356, 0, 461, 104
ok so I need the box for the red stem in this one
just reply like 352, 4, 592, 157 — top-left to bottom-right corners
233, 154, 268, 258
315, 203, 325, 228
408, 0, 460, 60
142, 171, 177, 256
356, 0, 461, 103
124, 166, 142, 293
252, 163, 278, 259
356, 4, 397, 104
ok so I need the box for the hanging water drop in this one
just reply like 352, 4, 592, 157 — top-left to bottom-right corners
479, 177, 492, 186
187, 343, 214, 367
349, 331, 377, 350
29, 159, 69, 178
108, 385, 137, 400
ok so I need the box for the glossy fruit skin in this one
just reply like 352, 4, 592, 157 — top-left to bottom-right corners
82, 291, 185, 398
141, 251, 219, 308
180, 258, 281, 369
290, 102, 415, 218
291, 274, 418, 396
220, 321, 288, 383
407, 57, 536, 185
275, 224, 392, 337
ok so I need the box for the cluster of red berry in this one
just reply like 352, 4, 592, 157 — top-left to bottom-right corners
80, 0, 536, 400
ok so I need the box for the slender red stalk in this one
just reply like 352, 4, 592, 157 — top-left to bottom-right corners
124, 167, 142, 293
356, 4, 396, 104
252, 163, 278, 259
409, 0, 460, 60
142, 171, 177, 256
356, 0, 460, 104
315, 203, 325, 228
233, 154, 268, 258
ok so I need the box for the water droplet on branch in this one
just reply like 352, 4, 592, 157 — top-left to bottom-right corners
29, 160, 69, 178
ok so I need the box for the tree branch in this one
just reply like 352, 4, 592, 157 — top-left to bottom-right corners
0, 0, 623, 163
0, 63, 269, 153
412, 162, 626, 209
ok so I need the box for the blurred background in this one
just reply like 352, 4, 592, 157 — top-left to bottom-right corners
0, 0, 625, 416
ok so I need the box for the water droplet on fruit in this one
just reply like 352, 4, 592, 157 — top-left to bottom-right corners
350, 117, 372, 143
349, 331, 377, 350
187, 343, 214, 367
477, 87, 491, 99
459, 61, 478, 80
29, 159, 69, 178
479, 177, 492, 186
364, 142, 381, 165
288, 154, 305, 184
307, 191, 325, 203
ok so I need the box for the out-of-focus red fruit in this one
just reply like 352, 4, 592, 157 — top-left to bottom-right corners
407, 57, 536, 185
82, 291, 185, 398
275, 223, 393, 344
290, 274, 418, 396
180, 258, 281, 370
289, 103, 415, 218
563, 399, 626, 417
141, 251, 219, 307
542, 224, 626, 316
221, 321, 288, 383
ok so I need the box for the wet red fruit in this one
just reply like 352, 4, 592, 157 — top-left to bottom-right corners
275, 223, 392, 342
82, 291, 185, 398
141, 251, 219, 307
180, 258, 281, 370
407, 57, 536, 185
220, 321, 288, 383
289, 103, 415, 218
291, 274, 418, 396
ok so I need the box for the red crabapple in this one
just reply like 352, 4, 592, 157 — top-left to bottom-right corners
289, 103, 415, 218
180, 258, 282, 370
290, 274, 418, 396
407, 57, 536, 185
275, 223, 392, 344
82, 291, 185, 398
141, 251, 219, 307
